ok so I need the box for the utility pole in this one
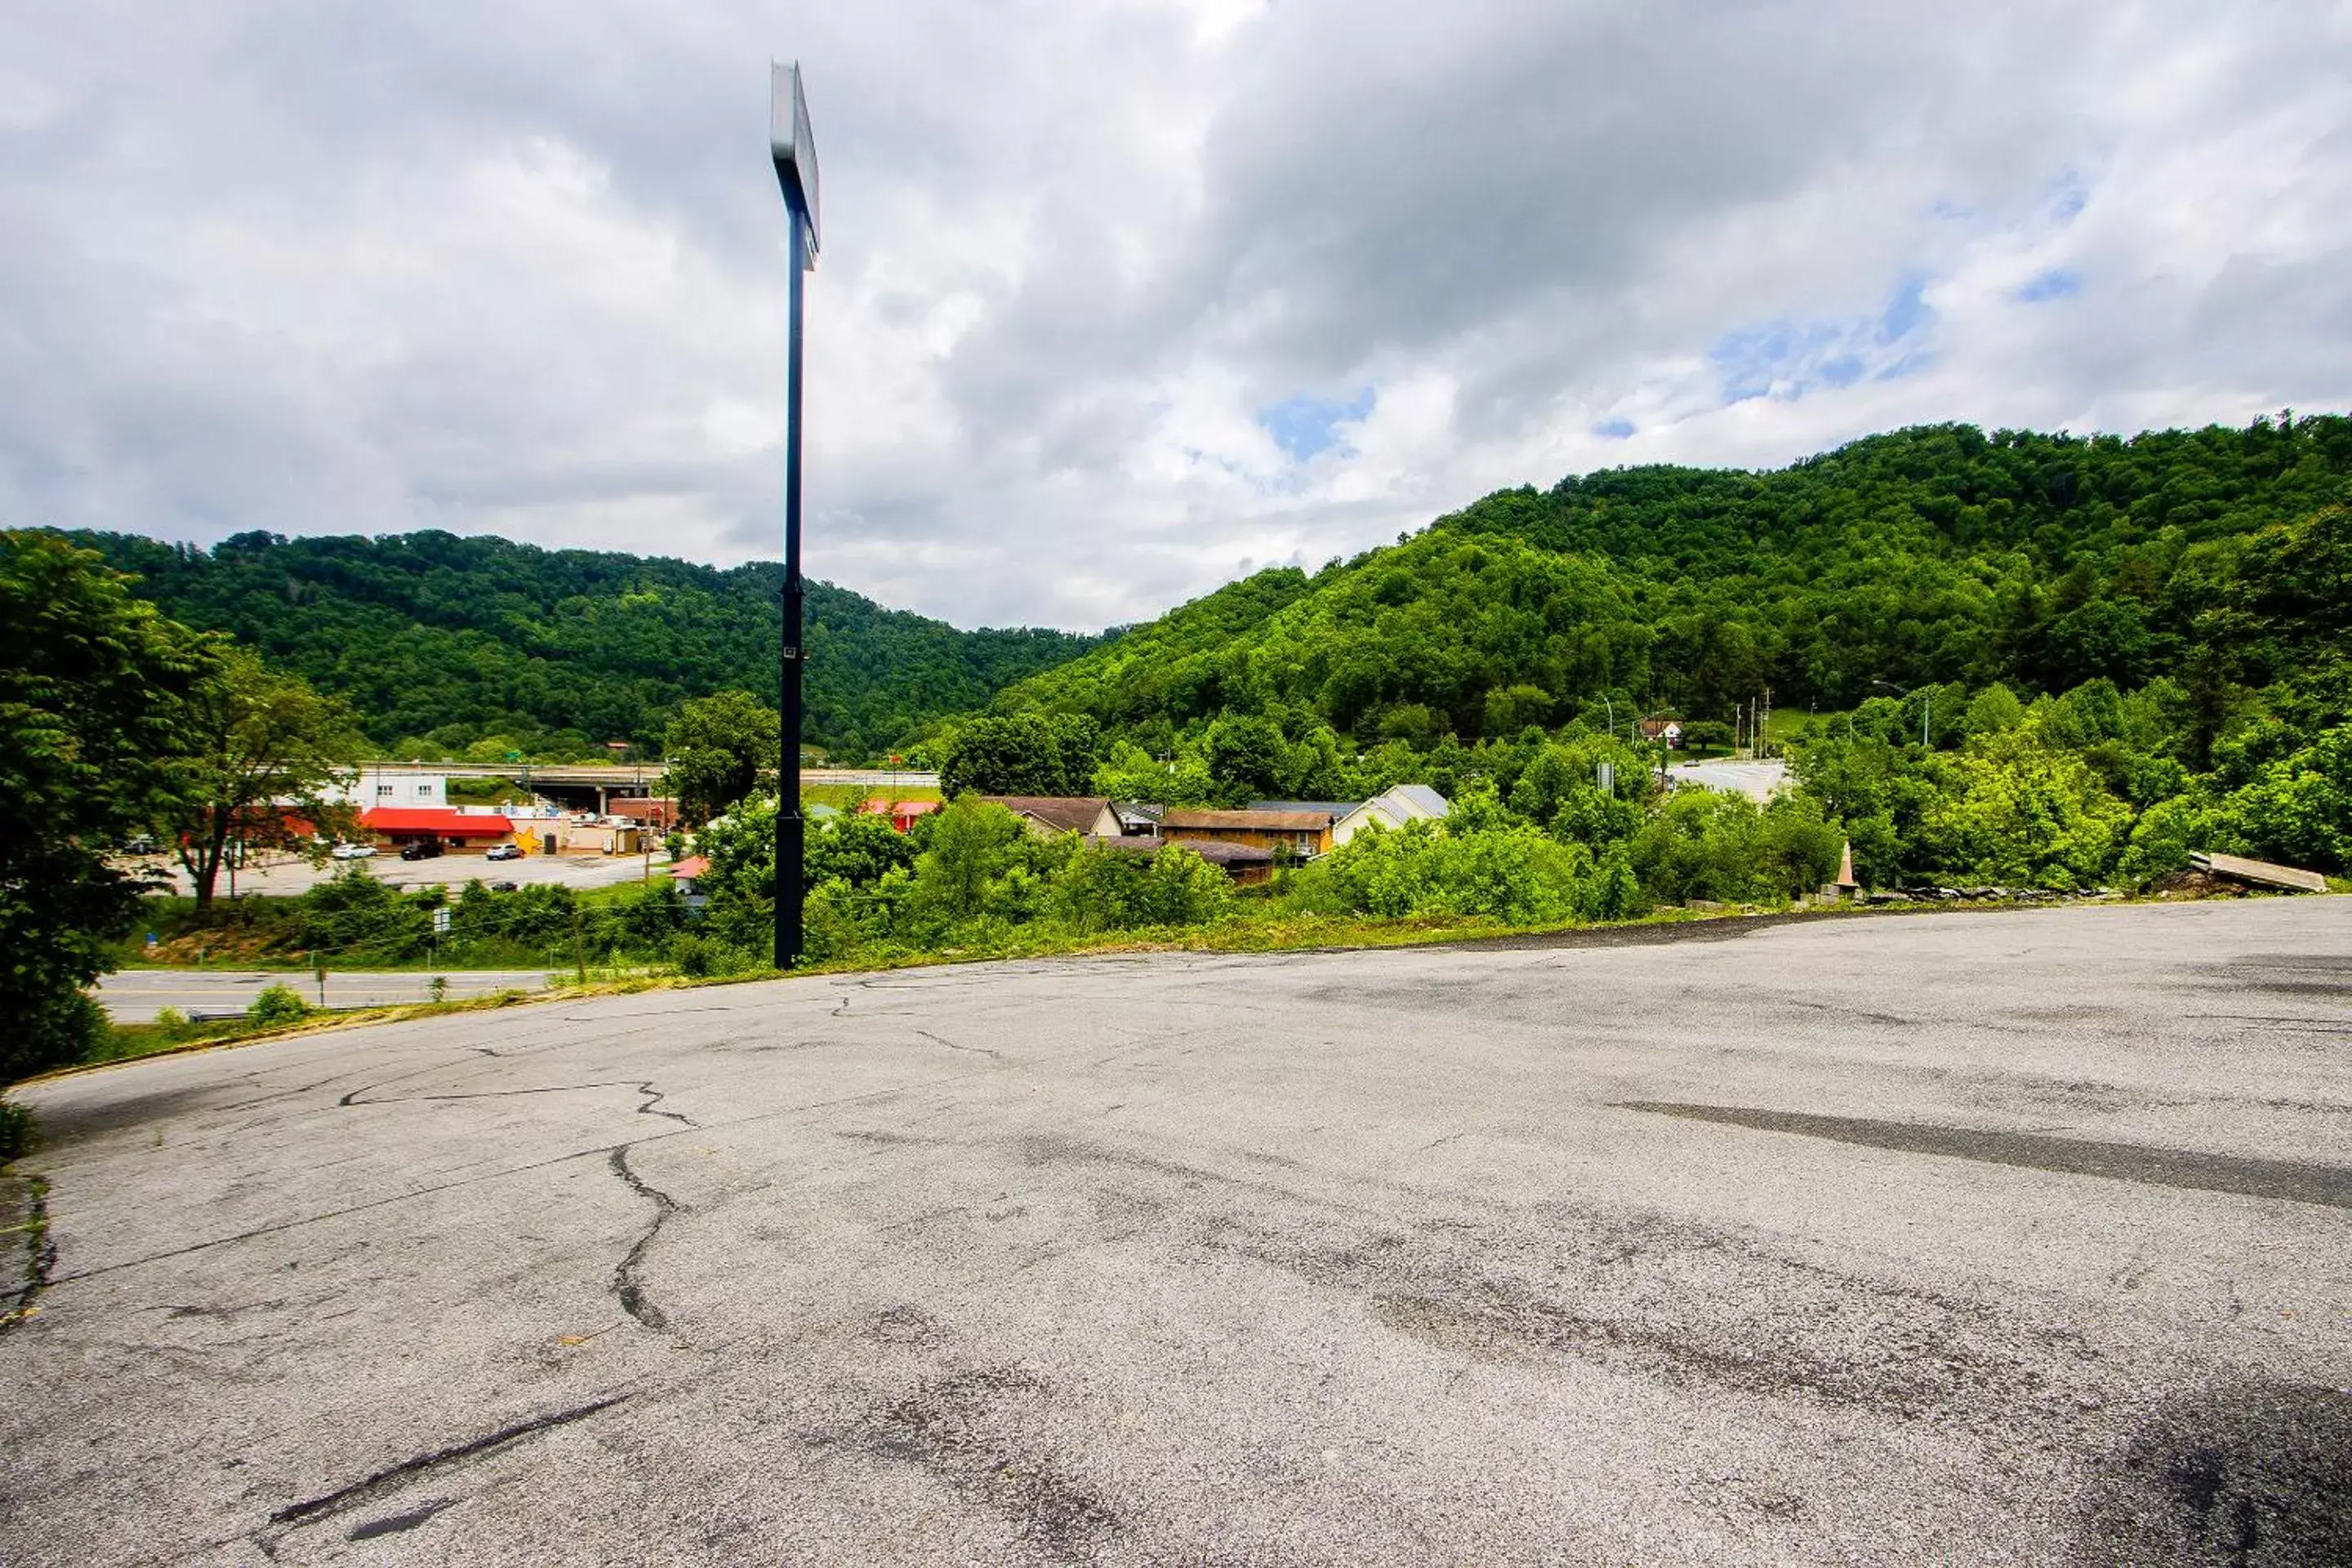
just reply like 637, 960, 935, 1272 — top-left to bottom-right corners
769, 62, 821, 970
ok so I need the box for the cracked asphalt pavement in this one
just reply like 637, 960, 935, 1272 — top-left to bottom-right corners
3, 898, 2349, 1565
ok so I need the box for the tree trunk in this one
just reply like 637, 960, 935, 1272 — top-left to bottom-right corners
187, 811, 230, 912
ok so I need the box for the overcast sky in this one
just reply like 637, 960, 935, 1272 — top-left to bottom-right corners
5, 2, 2349, 630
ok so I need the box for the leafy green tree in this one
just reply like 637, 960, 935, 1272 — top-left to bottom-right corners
1510, 737, 1649, 838
1276, 724, 1352, 801
2118, 795, 2209, 884
1920, 733, 2133, 887
0, 532, 210, 1077
938, 713, 1100, 797
1788, 733, 1938, 888
158, 645, 363, 911
1482, 684, 1555, 736
1962, 684, 2025, 737
1049, 844, 1231, 933
906, 797, 1026, 928
296, 867, 432, 960
805, 812, 920, 888
2202, 724, 2352, 871
1205, 713, 1285, 804
694, 792, 780, 959
665, 690, 780, 826
1631, 791, 1770, 905
1091, 741, 1218, 807
1297, 818, 1591, 925
1375, 704, 1444, 748
1753, 795, 1846, 898
1580, 847, 1645, 920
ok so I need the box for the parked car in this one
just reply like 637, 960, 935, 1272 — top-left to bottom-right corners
484, 843, 523, 862
487, 880, 519, 893
119, 834, 159, 855
331, 842, 377, 860
399, 840, 443, 861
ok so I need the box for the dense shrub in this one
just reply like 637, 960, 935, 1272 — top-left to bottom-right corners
246, 983, 310, 1026
1918, 733, 2132, 889
1296, 820, 1595, 924
0, 1098, 32, 1161
1631, 791, 1840, 904
296, 869, 430, 960
669, 931, 755, 978
1049, 844, 1231, 933
806, 813, 920, 888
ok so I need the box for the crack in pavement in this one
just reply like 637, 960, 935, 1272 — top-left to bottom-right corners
608, 1145, 681, 1331
915, 1028, 1004, 1063
265, 1393, 631, 1532
47, 1066, 1003, 1285
342, 1075, 698, 1128
631, 1080, 696, 1127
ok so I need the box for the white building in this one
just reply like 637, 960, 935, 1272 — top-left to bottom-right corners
1330, 785, 1450, 848
323, 765, 448, 811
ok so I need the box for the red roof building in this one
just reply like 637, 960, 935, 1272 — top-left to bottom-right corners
359, 808, 514, 841
858, 798, 940, 833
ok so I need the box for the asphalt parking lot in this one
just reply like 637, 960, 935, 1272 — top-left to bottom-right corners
4, 898, 2348, 1564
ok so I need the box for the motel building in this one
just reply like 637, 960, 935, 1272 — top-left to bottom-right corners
326, 766, 451, 811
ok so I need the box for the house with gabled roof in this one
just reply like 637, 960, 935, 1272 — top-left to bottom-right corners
1330, 785, 1450, 848
1160, 808, 1334, 858
978, 796, 1122, 839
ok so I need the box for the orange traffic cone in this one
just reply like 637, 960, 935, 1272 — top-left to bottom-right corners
1836, 839, 1857, 889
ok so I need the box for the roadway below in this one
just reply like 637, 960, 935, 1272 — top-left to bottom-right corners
1666, 756, 1788, 801
94, 969, 556, 1022
5, 898, 2348, 1564
133, 850, 666, 900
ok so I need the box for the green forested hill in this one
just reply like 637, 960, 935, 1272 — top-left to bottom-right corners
66, 529, 1105, 760
995, 416, 2352, 742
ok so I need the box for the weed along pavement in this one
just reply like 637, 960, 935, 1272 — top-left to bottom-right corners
96, 969, 558, 1022
5, 900, 2350, 1564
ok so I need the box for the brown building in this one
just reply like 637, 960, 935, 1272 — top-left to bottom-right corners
1158, 808, 1333, 858
1085, 835, 1276, 884
608, 796, 678, 829
978, 796, 1122, 838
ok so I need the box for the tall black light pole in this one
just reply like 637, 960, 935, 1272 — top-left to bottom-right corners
770, 60, 820, 969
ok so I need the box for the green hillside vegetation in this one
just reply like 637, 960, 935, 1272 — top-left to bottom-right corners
889, 415, 2352, 909
995, 416, 2351, 737
65, 528, 1105, 762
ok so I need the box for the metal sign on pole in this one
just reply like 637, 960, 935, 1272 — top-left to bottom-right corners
769, 60, 820, 970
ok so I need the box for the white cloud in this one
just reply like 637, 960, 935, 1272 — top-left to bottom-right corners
0, 0, 2346, 630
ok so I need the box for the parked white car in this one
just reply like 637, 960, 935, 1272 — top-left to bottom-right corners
330, 842, 378, 860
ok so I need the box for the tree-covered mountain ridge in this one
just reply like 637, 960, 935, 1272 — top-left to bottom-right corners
62, 528, 1108, 761
990, 416, 2352, 742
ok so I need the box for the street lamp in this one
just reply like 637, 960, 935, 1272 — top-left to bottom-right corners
1872, 680, 1930, 749
770, 60, 821, 970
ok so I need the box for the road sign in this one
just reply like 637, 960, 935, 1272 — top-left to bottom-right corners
770, 61, 819, 261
